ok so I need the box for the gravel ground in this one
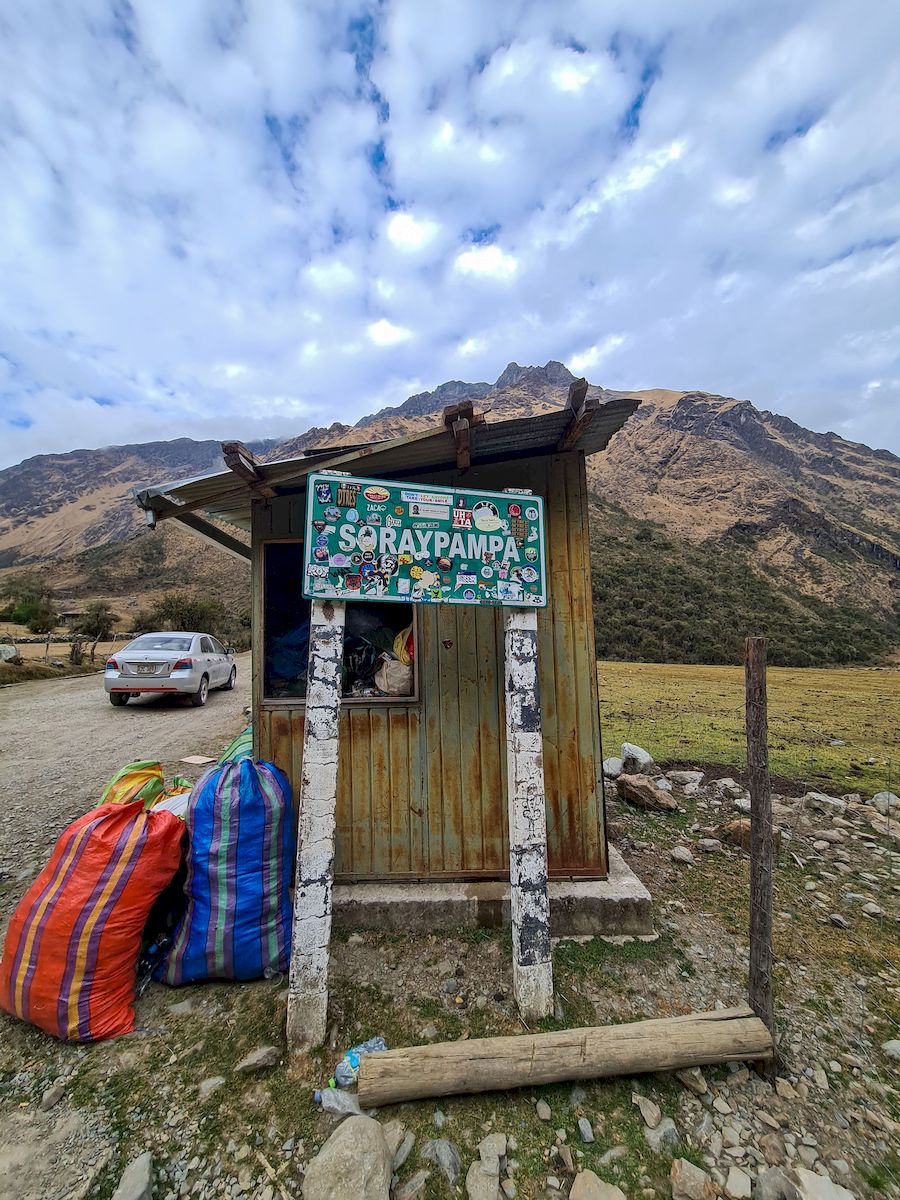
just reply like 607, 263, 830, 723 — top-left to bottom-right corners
0, 655, 250, 931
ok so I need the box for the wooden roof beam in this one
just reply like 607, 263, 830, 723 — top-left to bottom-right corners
221, 440, 277, 498
138, 493, 251, 562
443, 401, 485, 471
556, 377, 597, 452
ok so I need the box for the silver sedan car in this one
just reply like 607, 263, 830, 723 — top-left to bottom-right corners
105, 631, 236, 707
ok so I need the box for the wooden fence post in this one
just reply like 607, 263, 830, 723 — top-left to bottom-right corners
745, 636, 777, 1069
286, 598, 345, 1054
504, 607, 554, 1022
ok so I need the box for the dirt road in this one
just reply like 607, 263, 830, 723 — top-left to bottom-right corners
0, 654, 251, 931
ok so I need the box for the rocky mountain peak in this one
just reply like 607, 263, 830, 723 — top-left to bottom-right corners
493, 360, 575, 390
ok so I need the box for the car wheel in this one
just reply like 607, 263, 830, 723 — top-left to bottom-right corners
191, 675, 209, 707
223, 666, 237, 691
109, 692, 128, 707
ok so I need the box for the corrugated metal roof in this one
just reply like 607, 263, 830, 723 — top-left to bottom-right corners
137, 397, 639, 530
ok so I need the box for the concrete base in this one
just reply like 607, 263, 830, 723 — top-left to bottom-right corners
332, 847, 653, 938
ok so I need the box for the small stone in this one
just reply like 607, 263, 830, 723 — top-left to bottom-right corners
861, 902, 883, 917
111, 1152, 154, 1200
392, 1130, 415, 1172
788, 1167, 855, 1200
40, 1082, 65, 1111
755, 1167, 792, 1200
671, 846, 695, 866
632, 1093, 661, 1128
670, 1157, 717, 1200
234, 1046, 280, 1073
675, 1067, 708, 1096
570, 1171, 627, 1200
420, 1024, 438, 1040
501, 1181, 518, 1199
433, 1109, 446, 1128
828, 913, 849, 929
395, 1169, 430, 1200
812, 1067, 829, 1091
621, 742, 656, 774
422, 1139, 462, 1188
169, 999, 195, 1016
775, 1078, 798, 1100
643, 1116, 678, 1153
603, 757, 624, 779
559, 1145, 575, 1174
760, 1133, 785, 1165
577, 1116, 594, 1143
547, 1179, 561, 1193
713, 1096, 733, 1115
303, 1116, 391, 1200
198, 1077, 225, 1101
598, 1146, 628, 1167
466, 1155, 500, 1200
380, 1120, 405, 1160
882, 1039, 900, 1061
536, 1099, 552, 1121
724, 1166, 752, 1200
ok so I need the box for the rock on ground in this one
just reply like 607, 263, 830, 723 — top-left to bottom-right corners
670, 1158, 717, 1200
620, 742, 656, 774
111, 1152, 153, 1200
421, 1138, 462, 1188
234, 1045, 280, 1073
724, 1165, 752, 1199
788, 1168, 856, 1200
643, 1116, 678, 1153
302, 1115, 391, 1200
602, 756, 624, 778
465, 1155, 499, 1200
570, 1171, 627, 1200
617, 773, 678, 812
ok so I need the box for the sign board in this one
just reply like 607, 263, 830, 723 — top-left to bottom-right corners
302, 473, 547, 607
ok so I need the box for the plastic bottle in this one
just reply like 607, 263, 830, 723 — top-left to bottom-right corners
313, 1089, 363, 1116
333, 1036, 387, 1086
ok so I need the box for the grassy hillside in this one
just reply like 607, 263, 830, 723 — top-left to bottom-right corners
589, 497, 900, 667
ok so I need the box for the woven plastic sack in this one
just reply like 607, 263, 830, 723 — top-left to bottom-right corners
218, 725, 253, 764
156, 758, 295, 985
100, 761, 165, 808
0, 800, 184, 1041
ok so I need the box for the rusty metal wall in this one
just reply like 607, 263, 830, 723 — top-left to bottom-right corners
252, 451, 607, 880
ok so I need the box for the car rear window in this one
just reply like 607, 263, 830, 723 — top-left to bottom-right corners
128, 635, 193, 652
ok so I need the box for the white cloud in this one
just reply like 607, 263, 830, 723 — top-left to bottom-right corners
367, 318, 413, 346
386, 211, 439, 250
1, 0, 900, 468
454, 244, 518, 280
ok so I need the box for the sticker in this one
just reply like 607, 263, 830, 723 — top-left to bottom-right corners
409, 503, 449, 519
462, 588, 476, 601
437, 556, 452, 571
397, 577, 411, 594
313, 546, 329, 561
331, 553, 349, 567
452, 508, 473, 529
366, 503, 386, 513
508, 503, 522, 517
364, 485, 390, 502
394, 505, 404, 516
525, 505, 538, 520
307, 564, 329, 577
337, 482, 360, 507
386, 515, 402, 527
312, 519, 327, 533
457, 573, 477, 586
351, 553, 362, 565
315, 482, 333, 504
409, 565, 424, 580
510, 517, 528, 543
315, 534, 328, 547
378, 554, 398, 576
401, 489, 451, 507
482, 551, 494, 563
472, 501, 502, 531
361, 549, 375, 562
360, 562, 375, 578
325, 505, 341, 521
397, 553, 412, 565
345, 508, 359, 523
356, 526, 377, 551
481, 565, 494, 578
412, 520, 441, 530
498, 581, 523, 601
366, 514, 381, 526
525, 547, 538, 562
521, 566, 538, 583
345, 573, 362, 590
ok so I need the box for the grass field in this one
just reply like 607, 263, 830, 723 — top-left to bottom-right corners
599, 660, 899, 797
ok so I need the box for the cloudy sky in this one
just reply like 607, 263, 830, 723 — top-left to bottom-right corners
1, 0, 899, 469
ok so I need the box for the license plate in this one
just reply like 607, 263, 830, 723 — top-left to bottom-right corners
136, 664, 155, 675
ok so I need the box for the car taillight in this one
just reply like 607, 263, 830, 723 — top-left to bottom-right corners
106, 659, 118, 670
172, 658, 193, 670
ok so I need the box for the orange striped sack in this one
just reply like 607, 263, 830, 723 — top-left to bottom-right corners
0, 800, 184, 1041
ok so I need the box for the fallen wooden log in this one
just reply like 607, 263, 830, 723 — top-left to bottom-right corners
358, 1006, 772, 1108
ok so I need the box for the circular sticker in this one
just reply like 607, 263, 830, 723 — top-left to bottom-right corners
463, 588, 476, 601
378, 554, 398, 576
395, 505, 404, 516
521, 566, 538, 583
325, 506, 341, 521
361, 549, 375, 562
315, 533, 328, 548
360, 562, 375, 578
351, 553, 362, 565
437, 556, 452, 571
409, 565, 424, 580
472, 500, 502, 532
331, 553, 349, 568
356, 526, 377, 551
525, 506, 538, 521
345, 508, 359, 523
481, 565, 494, 578
525, 547, 538, 562
508, 503, 522, 517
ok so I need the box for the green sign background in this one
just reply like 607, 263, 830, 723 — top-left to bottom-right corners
302, 472, 547, 608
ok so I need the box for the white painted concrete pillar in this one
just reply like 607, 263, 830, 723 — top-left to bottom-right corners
504, 606, 554, 1021
287, 598, 345, 1053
